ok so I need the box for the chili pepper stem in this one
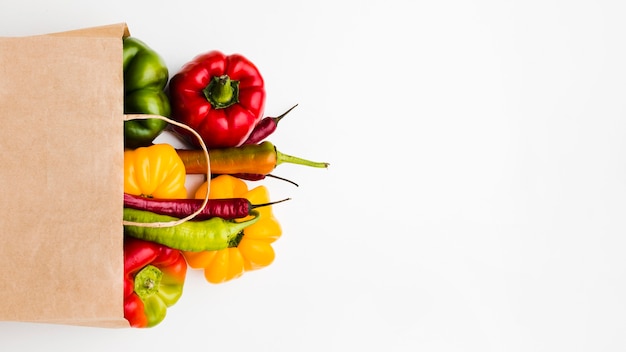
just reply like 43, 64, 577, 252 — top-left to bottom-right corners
251, 197, 291, 209
266, 174, 299, 187
275, 148, 329, 169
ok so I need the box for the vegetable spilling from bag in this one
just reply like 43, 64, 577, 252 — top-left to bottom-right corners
121, 36, 329, 328
124, 237, 187, 328
123, 37, 171, 148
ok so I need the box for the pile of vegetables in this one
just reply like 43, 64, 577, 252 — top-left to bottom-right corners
121, 37, 328, 328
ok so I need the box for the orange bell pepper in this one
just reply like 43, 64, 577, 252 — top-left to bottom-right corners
183, 175, 281, 283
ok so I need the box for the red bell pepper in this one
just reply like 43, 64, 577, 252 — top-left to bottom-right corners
124, 237, 187, 328
168, 50, 266, 149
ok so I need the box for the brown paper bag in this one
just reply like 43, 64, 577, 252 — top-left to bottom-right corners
0, 23, 131, 328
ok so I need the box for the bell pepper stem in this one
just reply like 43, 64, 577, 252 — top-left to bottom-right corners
275, 148, 329, 169
203, 75, 240, 109
134, 265, 163, 301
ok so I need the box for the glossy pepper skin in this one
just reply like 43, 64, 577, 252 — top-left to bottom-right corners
168, 51, 265, 149
124, 237, 187, 328
183, 175, 282, 284
124, 143, 188, 199
176, 141, 330, 176
123, 37, 171, 148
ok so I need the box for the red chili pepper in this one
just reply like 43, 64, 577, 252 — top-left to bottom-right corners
243, 104, 298, 145
229, 173, 266, 181
168, 50, 265, 149
123, 193, 289, 220
230, 173, 300, 187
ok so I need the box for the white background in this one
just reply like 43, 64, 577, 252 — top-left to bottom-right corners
1, 0, 626, 351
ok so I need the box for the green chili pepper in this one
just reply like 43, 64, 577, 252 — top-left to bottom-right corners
123, 37, 171, 148
123, 208, 260, 252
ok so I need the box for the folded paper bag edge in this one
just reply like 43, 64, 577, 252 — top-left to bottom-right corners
44, 22, 130, 38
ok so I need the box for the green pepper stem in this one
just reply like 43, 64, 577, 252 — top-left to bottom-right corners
134, 265, 163, 301
275, 148, 330, 169
228, 214, 261, 239
202, 75, 240, 109
228, 210, 265, 247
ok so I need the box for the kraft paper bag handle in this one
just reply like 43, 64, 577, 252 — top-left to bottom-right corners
123, 114, 211, 228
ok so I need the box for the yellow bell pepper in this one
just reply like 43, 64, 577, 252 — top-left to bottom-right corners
183, 175, 282, 283
124, 144, 188, 199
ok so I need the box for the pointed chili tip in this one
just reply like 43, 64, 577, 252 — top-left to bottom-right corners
273, 103, 299, 123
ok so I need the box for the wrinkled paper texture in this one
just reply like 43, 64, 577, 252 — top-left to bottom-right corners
0, 23, 129, 328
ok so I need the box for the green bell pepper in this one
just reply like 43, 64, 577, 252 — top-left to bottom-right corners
123, 37, 171, 148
